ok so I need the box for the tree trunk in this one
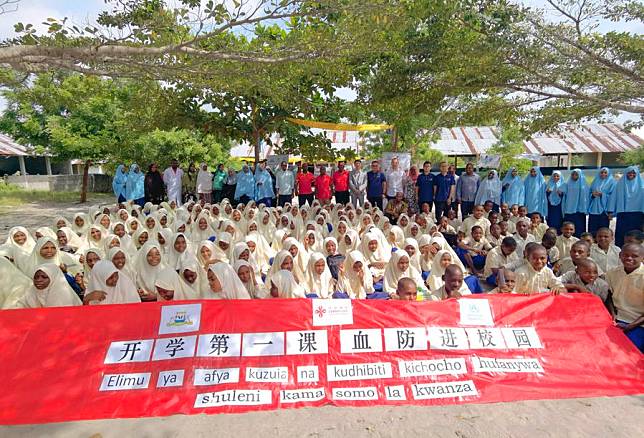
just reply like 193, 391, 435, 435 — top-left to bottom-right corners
254, 129, 261, 165
391, 127, 398, 151
80, 159, 91, 203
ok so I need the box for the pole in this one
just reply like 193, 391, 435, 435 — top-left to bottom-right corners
391, 127, 398, 152
18, 155, 28, 189
596, 151, 603, 168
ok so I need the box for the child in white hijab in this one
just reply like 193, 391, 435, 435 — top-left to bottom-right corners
154, 267, 196, 301
234, 260, 268, 299
304, 252, 334, 298
383, 250, 427, 294
84, 260, 140, 304
269, 270, 306, 298
204, 262, 251, 299
14, 263, 82, 308
0, 256, 31, 308
337, 250, 374, 299
134, 242, 167, 301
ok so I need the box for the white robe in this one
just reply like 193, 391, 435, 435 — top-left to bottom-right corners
163, 167, 184, 204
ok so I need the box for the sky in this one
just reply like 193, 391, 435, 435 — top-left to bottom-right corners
0, 0, 640, 134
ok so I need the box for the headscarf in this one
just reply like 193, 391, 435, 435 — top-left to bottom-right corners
359, 231, 391, 264
304, 252, 334, 298
501, 167, 525, 206
523, 166, 547, 217
58, 226, 85, 251
283, 237, 309, 281
85, 224, 108, 255
72, 213, 90, 236
108, 247, 137, 284
546, 171, 564, 206
588, 167, 616, 215
561, 168, 588, 215
196, 163, 213, 194
2, 226, 36, 262
388, 226, 405, 249
178, 257, 208, 299
154, 267, 196, 301
190, 213, 216, 243
204, 262, 251, 300
339, 229, 360, 255
608, 165, 644, 214
85, 260, 140, 304
338, 250, 373, 299
53, 216, 72, 230
426, 249, 453, 292
417, 234, 434, 272
0, 256, 31, 309
383, 250, 427, 294
234, 260, 268, 299
125, 164, 145, 201
403, 238, 422, 272
82, 248, 102, 283
134, 242, 167, 295
166, 232, 196, 270
269, 270, 306, 298
475, 170, 502, 206
112, 164, 128, 198
23, 237, 79, 276
15, 263, 81, 308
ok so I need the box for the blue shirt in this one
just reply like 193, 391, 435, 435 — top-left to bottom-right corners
433, 173, 455, 202
366, 171, 386, 198
235, 171, 255, 200
416, 172, 435, 202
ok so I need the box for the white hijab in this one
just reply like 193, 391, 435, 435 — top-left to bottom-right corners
15, 263, 81, 308
338, 250, 374, 299
203, 262, 251, 300
23, 237, 79, 276
134, 242, 167, 294
154, 267, 196, 301
0, 256, 31, 309
383, 250, 427, 294
178, 257, 208, 299
304, 252, 334, 299
107, 247, 137, 284
234, 260, 268, 299
86, 260, 140, 304
426, 249, 453, 292
270, 269, 306, 298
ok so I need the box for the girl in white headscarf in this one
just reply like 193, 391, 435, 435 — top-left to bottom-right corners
108, 247, 137, 284
234, 260, 268, 299
166, 233, 196, 270
303, 230, 323, 254
383, 250, 427, 294
334, 220, 349, 244
84, 260, 140, 304
418, 234, 435, 272
134, 242, 167, 300
1, 226, 36, 265
132, 228, 152, 250
190, 213, 216, 244
196, 240, 225, 270
157, 228, 174, 254
35, 226, 58, 241
271, 229, 289, 252
426, 250, 456, 292
337, 250, 374, 299
359, 231, 391, 281
101, 234, 122, 259
0, 256, 31, 309
403, 238, 422, 272
304, 252, 334, 298
14, 263, 82, 308
112, 222, 137, 257
215, 231, 233, 262
388, 225, 405, 249
178, 257, 208, 298
283, 237, 308, 282
269, 270, 306, 298
339, 229, 360, 255
266, 250, 299, 285
204, 262, 251, 299
23, 237, 79, 276
154, 267, 196, 301
85, 225, 108, 256
72, 213, 90, 236
81, 248, 102, 284
245, 232, 275, 273
232, 242, 262, 277
57, 226, 85, 252
125, 217, 142, 236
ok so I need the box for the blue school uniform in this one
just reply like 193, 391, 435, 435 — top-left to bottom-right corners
608, 165, 644, 246
501, 167, 525, 207
561, 169, 588, 237
588, 167, 616, 235
546, 171, 564, 231
523, 166, 547, 218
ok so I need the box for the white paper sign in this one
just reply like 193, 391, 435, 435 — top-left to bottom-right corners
242, 332, 285, 356
312, 299, 353, 326
158, 303, 201, 335
152, 335, 197, 361
459, 299, 494, 326
104, 339, 154, 364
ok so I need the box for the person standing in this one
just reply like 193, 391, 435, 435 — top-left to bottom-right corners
275, 161, 295, 206
349, 159, 367, 207
416, 161, 435, 213
254, 161, 275, 207
315, 165, 333, 205
448, 165, 459, 213
332, 161, 350, 205
367, 160, 387, 210
474, 170, 502, 211
196, 163, 213, 203
546, 170, 564, 231
296, 164, 315, 206
224, 168, 237, 201
560, 169, 588, 237
501, 167, 525, 207
403, 165, 419, 214
112, 164, 128, 203
588, 167, 616, 236
456, 163, 479, 219
234, 164, 255, 205
181, 162, 198, 203
125, 163, 145, 207
144, 163, 165, 204
385, 157, 404, 200
523, 166, 547, 219
162, 159, 183, 205
608, 166, 643, 247
433, 161, 456, 220
212, 164, 227, 203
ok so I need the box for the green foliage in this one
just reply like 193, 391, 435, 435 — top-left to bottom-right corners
414, 141, 445, 165
620, 146, 644, 167
487, 126, 532, 174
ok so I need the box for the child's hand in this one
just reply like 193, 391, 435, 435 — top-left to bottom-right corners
551, 287, 567, 295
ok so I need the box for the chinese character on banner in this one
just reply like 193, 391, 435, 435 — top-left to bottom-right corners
299, 332, 317, 353
208, 334, 230, 356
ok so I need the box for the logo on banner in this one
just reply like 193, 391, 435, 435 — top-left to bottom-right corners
159, 304, 202, 335
312, 299, 353, 326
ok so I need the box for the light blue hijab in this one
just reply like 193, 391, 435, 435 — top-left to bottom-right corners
608, 165, 644, 214
125, 163, 145, 201
588, 167, 616, 215
474, 170, 502, 205
234, 166, 256, 200
561, 168, 588, 215
523, 166, 547, 217
501, 167, 525, 206
546, 171, 564, 206
112, 164, 128, 198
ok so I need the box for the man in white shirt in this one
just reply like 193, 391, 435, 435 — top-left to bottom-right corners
349, 159, 368, 207
163, 159, 184, 204
385, 157, 405, 199
275, 161, 295, 207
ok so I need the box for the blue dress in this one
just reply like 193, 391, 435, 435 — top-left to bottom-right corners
546, 171, 564, 231
608, 166, 644, 246
587, 167, 616, 235
523, 166, 547, 218
560, 169, 588, 237
501, 167, 525, 206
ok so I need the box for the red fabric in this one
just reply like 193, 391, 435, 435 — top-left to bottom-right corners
297, 172, 315, 195
0, 294, 642, 426
315, 174, 332, 200
332, 170, 349, 192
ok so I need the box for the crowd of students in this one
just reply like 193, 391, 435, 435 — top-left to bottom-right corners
2, 161, 643, 352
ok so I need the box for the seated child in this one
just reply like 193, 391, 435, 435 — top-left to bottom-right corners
460, 205, 491, 238
447, 209, 462, 231
395, 277, 418, 301
488, 211, 499, 227
555, 240, 603, 277
437, 215, 457, 235
457, 225, 492, 276
487, 223, 503, 247
561, 259, 609, 304
498, 220, 511, 237
555, 222, 579, 259
427, 264, 471, 300
580, 232, 594, 247
541, 232, 560, 264
590, 228, 621, 273
514, 243, 566, 294
605, 243, 644, 352
489, 268, 516, 294
483, 236, 519, 286
513, 218, 535, 257
529, 212, 548, 241
623, 229, 644, 246
483, 200, 495, 214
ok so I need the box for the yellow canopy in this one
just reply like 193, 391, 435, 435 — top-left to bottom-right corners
286, 117, 393, 132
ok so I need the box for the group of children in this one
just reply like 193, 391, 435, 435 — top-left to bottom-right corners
0, 187, 642, 352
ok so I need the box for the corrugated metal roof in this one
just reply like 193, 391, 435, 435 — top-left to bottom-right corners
431, 124, 643, 156
0, 133, 30, 157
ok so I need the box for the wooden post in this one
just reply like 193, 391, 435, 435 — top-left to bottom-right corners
596, 151, 603, 168
45, 156, 52, 175
18, 155, 28, 189
391, 127, 398, 152
567, 152, 572, 170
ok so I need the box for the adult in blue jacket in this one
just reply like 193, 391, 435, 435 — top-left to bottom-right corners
125, 163, 145, 207
560, 168, 588, 237
112, 164, 128, 203
587, 167, 616, 236
608, 166, 643, 246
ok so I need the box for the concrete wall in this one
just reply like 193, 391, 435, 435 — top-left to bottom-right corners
5, 174, 112, 192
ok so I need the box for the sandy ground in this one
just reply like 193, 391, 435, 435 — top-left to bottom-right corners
2, 200, 642, 437
1, 396, 643, 438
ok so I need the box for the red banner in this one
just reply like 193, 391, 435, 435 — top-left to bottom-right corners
0, 294, 642, 425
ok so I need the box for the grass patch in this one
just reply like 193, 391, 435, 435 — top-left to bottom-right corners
0, 183, 113, 208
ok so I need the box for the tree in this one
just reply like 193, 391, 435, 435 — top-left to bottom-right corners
486, 125, 532, 175
620, 146, 644, 167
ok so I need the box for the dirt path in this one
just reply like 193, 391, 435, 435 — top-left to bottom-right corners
2, 396, 642, 437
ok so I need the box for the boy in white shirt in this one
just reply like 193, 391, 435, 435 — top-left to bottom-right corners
437, 215, 456, 235
447, 209, 462, 231
483, 236, 519, 286
514, 244, 566, 294
460, 205, 490, 238
513, 218, 535, 257
457, 225, 492, 276
590, 227, 621, 273
529, 212, 548, 241
487, 223, 503, 248
561, 259, 609, 304
555, 222, 579, 260
541, 232, 560, 264
555, 240, 603, 277
489, 269, 516, 294
605, 243, 644, 352
428, 264, 471, 300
